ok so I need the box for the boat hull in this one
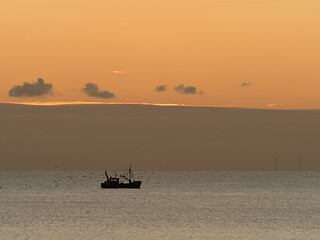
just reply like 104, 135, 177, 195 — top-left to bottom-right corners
101, 181, 142, 189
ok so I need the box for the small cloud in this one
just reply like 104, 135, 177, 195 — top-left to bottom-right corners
112, 70, 125, 74
268, 104, 277, 107
174, 84, 203, 94
9, 78, 53, 97
82, 83, 115, 99
155, 85, 167, 92
239, 82, 253, 87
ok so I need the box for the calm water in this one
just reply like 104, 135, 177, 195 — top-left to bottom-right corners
0, 171, 319, 239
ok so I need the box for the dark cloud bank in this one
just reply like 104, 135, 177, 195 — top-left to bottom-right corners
1, 104, 320, 171
174, 84, 203, 94
82, 83, 115, 99
9, 78, 53, 97
155, 85, 167, 92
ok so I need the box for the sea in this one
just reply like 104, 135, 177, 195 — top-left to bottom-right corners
0, 171, 319, 240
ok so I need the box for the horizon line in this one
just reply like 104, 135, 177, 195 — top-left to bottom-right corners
2, 101, 319, 110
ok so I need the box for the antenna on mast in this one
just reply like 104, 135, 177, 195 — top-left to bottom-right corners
129, 164, 132, 183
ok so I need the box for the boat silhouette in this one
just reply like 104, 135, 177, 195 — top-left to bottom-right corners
101, 166, 142, 189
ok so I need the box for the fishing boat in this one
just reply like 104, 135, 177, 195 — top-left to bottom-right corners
101, 166, 142, 189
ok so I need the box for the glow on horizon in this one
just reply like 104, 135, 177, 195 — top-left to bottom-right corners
6, 101, 231, 108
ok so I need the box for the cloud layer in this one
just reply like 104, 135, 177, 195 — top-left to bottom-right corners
82, 83, 115, 99
9, 78, 53, 97
239, 82, 253, 87
155, 85, 167, 92
174, 84, 203, 94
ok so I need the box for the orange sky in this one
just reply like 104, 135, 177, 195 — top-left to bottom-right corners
1, 0, 320, 109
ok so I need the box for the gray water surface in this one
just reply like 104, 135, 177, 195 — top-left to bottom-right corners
0, 171, 319, 239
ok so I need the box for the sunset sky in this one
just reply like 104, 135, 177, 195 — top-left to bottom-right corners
1, 0, 320, 109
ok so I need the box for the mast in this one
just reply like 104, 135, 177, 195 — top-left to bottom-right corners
105, 170, 110, 181
129, 164, 132, 183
